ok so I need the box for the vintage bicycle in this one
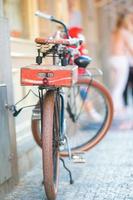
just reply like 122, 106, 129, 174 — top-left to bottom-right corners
12, 11, 113, 200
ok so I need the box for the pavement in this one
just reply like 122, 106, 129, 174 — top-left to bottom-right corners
4, 120, 133, 200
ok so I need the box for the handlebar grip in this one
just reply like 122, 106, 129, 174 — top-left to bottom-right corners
35, 10, 54, 20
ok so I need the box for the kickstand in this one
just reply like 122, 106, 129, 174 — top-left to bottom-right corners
60, 157, 74, 184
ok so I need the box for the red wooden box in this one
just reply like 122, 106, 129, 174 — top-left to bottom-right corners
21, 64, 78, 87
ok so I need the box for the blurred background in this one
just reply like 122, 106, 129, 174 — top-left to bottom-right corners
3, 0, 133, 100
0, 0, 133, 198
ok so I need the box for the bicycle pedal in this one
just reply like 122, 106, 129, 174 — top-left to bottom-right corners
72, 152, 86, 163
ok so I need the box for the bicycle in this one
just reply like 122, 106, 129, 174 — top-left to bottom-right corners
19, 11, 113, 200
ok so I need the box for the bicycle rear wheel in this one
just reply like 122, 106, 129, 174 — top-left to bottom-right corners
42, 90, 60, 200
60, 77, 113, 156
31, 77, 113, 156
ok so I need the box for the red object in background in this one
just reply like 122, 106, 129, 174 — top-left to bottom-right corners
68, 26, 88, 75
68, 26, 88, 55
68, 27, 83, 38
11, 30, 21, 38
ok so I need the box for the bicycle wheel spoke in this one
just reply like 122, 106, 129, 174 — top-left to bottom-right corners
60, 78, 113, 154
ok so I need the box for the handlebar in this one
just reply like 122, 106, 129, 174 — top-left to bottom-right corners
35, 10, 54, 21
35, 10, 69, 38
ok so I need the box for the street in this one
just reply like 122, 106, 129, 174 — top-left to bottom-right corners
5, 125, 133, 200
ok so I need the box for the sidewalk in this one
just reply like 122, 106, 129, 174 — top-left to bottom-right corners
5, 127, 133, 200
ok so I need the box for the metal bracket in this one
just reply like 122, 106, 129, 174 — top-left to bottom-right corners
5, 104, 22, 117
5, 104, 16, 112
72, 151, 86, 163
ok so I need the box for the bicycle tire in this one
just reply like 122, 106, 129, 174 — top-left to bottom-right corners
31, 77, 113, 156
42, 90, 60, 200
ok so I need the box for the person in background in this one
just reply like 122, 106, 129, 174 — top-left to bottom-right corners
123, 63, 133, 107
123, 12, 133, 109
109, 13, 133, 119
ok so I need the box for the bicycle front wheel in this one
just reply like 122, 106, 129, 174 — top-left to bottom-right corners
42, 90, 60, 200
60, 77, 113, 156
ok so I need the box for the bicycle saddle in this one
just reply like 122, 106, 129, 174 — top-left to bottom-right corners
74, 55, 92, 68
